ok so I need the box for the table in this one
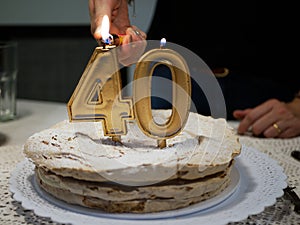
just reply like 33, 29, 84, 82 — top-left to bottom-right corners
0, 99, 68, 146
0, 99, 300, 224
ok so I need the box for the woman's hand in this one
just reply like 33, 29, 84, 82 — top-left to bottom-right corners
233, 98, 300, 138
88, 0, 147, 65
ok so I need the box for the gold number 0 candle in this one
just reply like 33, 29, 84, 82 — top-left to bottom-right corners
133, 39, 191, 148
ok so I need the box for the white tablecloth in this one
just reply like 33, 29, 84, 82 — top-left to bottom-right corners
0, 99, 300, 224
0, 99, 68, 146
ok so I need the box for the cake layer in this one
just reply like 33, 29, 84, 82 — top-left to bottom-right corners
36, 162, 233, 202
36, 166, 232, 213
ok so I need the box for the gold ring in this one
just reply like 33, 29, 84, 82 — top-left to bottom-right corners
272, 123, 282, 134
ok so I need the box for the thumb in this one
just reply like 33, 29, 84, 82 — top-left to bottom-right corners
89, 1, 113, 40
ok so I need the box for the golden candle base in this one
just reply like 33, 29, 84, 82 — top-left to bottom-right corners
157, 139, 167, 149
112, 135, 122, 143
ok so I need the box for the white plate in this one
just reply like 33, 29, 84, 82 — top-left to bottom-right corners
9, 145, 287, 225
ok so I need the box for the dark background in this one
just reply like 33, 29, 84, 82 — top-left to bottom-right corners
1, 1, 298, 120
1, 26, 97, 103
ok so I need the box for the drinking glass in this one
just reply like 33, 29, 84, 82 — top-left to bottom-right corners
0, 41, 18, 121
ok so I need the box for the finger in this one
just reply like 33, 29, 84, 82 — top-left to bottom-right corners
122, 27, 146, 45
131, 26, 147, 39
91, 0, 119, 39
251, 112, 282, 136
275, 117, 300, 138
89, 0, 97, 37
93, 12, 111, 39
278, 127, 299, 138
263, 122, 284, 138
233, 108, 252, 120
237, 100, 275, 134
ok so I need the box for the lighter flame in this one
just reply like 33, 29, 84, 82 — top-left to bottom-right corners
101, 15, 112, 44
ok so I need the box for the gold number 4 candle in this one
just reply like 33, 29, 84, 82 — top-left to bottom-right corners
67, 45, 134, 142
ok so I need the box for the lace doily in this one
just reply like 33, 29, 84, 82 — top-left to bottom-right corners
6, 145, 292, 225
228, 121, 300, 196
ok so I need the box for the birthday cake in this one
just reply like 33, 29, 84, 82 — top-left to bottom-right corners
23, 110, 241, 213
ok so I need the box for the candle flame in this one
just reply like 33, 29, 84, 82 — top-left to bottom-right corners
160, 38, 166, 48
101, 15, 113, 44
